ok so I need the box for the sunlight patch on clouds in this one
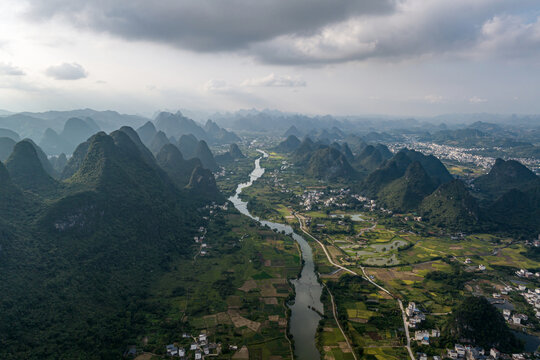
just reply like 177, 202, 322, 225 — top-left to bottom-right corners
241, 73, 305, 87
469, 96, 487, 104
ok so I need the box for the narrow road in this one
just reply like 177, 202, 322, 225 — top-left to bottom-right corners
295, 214, 415, 360
295, 215, 357, 277
325, 284, 358, 360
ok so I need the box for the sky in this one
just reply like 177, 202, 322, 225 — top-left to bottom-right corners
0, 0, 540, 117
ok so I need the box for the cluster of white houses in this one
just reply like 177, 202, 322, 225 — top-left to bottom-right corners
406, 302, 442, 347
166, 333, 218, 359
515, 268, 540, 279
194, 226, 209, 256
446, 345, 531, 360
492, 282, 540, 321
414, 329, 441, 345
518, 285, 540, 320
406, 302, 426, 329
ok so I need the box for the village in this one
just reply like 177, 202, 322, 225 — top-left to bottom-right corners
164, 332, 220, 359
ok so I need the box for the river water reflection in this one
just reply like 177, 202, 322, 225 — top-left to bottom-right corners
228, 150, 323, 360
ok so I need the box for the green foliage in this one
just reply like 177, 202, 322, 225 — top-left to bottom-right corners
486, 178, 540, 236
5, 140, 58, 194
419, 179, 479, 230
444, 296, 522, 353
303, 147, 357, 180
0, 130, 207, 359
474, 158, 538, 198
274, 135, 301, 153
378, 161, 436, 211
424, 262, 474, 291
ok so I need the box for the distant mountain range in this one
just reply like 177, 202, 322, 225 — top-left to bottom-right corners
274, 133, 539, 235
275, 135, 393, 181
0, 110, 241, 157
215, 143, 245, 164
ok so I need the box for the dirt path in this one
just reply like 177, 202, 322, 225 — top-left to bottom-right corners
325, 284, 358, 360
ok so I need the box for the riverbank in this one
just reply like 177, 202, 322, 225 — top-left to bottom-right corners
229, 151, 325, 360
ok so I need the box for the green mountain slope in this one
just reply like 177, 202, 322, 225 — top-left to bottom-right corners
400, 148, 452, 185
362, 148, 451, 198
304, 147, 357, 180
156, 143, 202, 188
187, 165, 224, 201
445, 297, 521, 353
474, 158, 538, 197
0, 136, 16, 161
419, 179, 479, 229
39, 127, 74, 155
486, 178, 540, 236
50, 153, 68, 173
215, 143, 245, 163
0, 128, 20, 141
22, 138, 58, 178
61, 139, 90, 179
177, 134, 199, 159
136, 120, 157, 147
60, 117, 100, 146
353, 144, 392, 171
362, 151, 413, 197
283, 125, 302, 138
377, 161, 437, 211
0, 130, 203, 359
274, 135, 301, 153
0, 161, 24, 219
194, 140, 218, 171
5, 141, 58, 194
149, 130, 170, 154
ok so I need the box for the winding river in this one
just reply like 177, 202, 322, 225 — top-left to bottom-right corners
229, 150, 324, 360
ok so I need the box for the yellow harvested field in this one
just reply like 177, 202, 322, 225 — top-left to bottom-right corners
366, 268, 422, 282
232, 345, 250, 359
228, 310, 261, 332
261, 297, 278, 305
238, 279, 257, 292
134, 354, 153, 360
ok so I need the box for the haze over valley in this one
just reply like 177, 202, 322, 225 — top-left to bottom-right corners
1, 1, 540, 360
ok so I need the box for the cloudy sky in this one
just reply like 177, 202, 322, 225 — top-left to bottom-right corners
1, 0, 539, 117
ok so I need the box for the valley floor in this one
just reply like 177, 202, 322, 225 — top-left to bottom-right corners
226, 150, 540, 360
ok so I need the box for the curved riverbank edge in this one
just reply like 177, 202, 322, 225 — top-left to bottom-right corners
228, 150, 324, 360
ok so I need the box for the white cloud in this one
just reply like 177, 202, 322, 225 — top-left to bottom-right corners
241, 73, 306, 87
476, 15, 540, 58
469, 96, 487, 103
424, 95, 444, 104
45, 62, 88, 80
203, 79, 231, 92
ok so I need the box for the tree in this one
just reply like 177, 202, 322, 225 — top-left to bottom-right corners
444, 296, 522, 353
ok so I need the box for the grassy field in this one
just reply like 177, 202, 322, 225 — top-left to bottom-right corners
139, 210, 301, 359
229, 148, 540, 358
215, 150, 261, 196
316, 287, 356, 360
325, 275, 407, 359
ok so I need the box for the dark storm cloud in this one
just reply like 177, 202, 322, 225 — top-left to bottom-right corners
23, 0, 395, 51
45, 63, 88, 80
248, 1, 540, 65
23, 0, 540, 65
